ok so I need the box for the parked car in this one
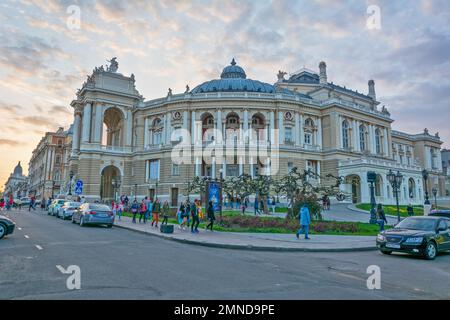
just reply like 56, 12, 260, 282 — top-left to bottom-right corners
48, 199, 66, 216
376, 216, 450, 260
20, 197, 31, 206
0, 215, 16, 240
72, 203, 114, 228
57, 202, 81, 220
429, 210, 450, 219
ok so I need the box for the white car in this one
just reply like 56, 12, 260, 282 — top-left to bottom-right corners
57, 202, 81, 220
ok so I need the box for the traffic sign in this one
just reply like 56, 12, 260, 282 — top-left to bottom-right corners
74, 180, 83, 195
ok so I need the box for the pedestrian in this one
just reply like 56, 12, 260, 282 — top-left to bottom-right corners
271, 196, 276, 214
144, 196, 152, 224
139, 199, 147, 223
151, 198, 160, 228
241, 200, 247, 215
190, 199, 200, 234
197, 200, 203, 223
161, 200, 170, 226
178, 201, 186, 230
124, 195, 129, 210
206, 201, 215, 231
407, 203, 414, 217
111, 201, 117, 217
131, 200, 139, 223
117, 202, 123, 220
0, 198, 5, 211
47, 198, 52, 210
254, 197, 260, 215
296, 203, 311, 240
376, 204, 388, 231
185, 199, 191, 227
29, 196, 36, 211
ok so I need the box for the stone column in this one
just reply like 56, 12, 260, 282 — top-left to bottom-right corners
165, 112, 171, 145
191, 111, 196, 145
383, 127, 389, 157
243, 109, 249, 144
239, 156, 244, 175
81, 102, 92, 143
338, 115, 343, 149
222, 158, 226, 178
360, 173, 369, 203
126, 109, 132, 146
144, 117, 149, 147
299, 113, 304, 146
294, 112, 300, 146
93, 103, 103, 144
269, 111, 275, 144
216, 109, 222, 143
71, 109, 82, 156
278, 111, 284, 144
317, 117, 322, 149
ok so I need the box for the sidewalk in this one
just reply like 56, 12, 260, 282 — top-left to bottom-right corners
113, 216, 377, 252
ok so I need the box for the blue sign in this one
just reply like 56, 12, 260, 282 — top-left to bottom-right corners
206, 181, 222, 213
74, 180, 83, 195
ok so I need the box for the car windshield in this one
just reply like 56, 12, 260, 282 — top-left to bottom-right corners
89, 204, 110, 211
58, 200, 65, 204
395, 218, 437, 231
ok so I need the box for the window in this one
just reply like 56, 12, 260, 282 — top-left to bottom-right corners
153, 131, 162, 145
342, 120, 349, 149
287, 162, 294, 173
55, 155, 61, 165
172, 163, 179, 176
304, 133, 312, 145
148, 160, 160, 180
285, 127, 292, 143
375, 128, 382, 154
359, 125, 366, 151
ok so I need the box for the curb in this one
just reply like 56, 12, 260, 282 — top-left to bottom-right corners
347, 205, 399, 219
114, 224, 377, 253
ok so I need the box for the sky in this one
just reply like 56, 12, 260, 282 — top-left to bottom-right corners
1, 0, 450, 188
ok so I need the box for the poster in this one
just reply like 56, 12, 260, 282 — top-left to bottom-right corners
206, 181, 222, 213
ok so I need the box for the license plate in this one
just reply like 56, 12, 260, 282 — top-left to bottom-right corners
97, 214, 108, 218
386, 243, 401, 249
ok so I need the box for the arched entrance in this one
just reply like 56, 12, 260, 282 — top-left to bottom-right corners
100, 165, 121, 201
345, 175, 361, 203
102, 107, 125, 147
408, 178, 416, 200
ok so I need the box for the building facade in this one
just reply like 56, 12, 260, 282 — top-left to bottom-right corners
63, 58, 444, 206
441, 149, 450, 196
3, 162, 28, 199
28, 127, 72, 199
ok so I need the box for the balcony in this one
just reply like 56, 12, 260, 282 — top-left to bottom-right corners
80, 143, 132, 154
339, 157, 422, 171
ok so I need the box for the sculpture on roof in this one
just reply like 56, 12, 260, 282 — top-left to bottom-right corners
185, 85, 190, 93
424, 128, 429, 135
106, 57, 119, 73
167, 88, 173, 97
381, 105, 390, 116
435, 132, 440, 139
277, 70, 287, 82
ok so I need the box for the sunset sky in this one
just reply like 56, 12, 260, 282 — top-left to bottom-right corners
1, 0, 450, 188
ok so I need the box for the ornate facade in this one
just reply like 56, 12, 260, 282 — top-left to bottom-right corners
4, 162, 28, 198
64, 58, 445, 206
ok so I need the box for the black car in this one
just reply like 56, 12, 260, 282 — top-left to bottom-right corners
376, 216, 450, 260
429, 210, 450, 219
0, 215, 16, 240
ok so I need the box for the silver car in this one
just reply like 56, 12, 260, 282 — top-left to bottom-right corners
72, 203, 114, 228
57, 202, 81, 220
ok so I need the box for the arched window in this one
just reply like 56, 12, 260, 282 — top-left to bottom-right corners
408, 178, 416, 199
152, 118, 163, 145
342, 120, 349, 149
359, 125, 366, 151
375, 175, 382, 197
375, 128, 382, 154
304, 118, 314, 146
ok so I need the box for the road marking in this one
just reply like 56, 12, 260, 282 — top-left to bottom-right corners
18, 227, 22, 230
24, 235, 30, 239
35, 245, 43, 250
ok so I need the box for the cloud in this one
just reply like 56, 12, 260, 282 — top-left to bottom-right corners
0, 139, 25, 147
16, 116, 61, 128
0, 101, 22, 114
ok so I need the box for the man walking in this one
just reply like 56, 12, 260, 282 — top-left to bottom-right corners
296, 203, 311, 240
190, 199, 200, 234
254, 197, 260, 215
377, 204, 388, 231
206, 201, 215, 231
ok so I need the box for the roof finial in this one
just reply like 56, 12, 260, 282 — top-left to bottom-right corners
231, 58, 236, 66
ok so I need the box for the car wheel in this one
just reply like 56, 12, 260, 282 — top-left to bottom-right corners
424, 242, 437, 260
0, 223, 6, 240
71, 217, 76, 224
107, 224, 113, 228
80, 217, 85, 227
380, 249, 392, 255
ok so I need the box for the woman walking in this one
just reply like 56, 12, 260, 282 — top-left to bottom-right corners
190, 199, 200, 234
139, 199, 147, 224
151, 199, 161, 228
131, 200, 139, 223
117, 202, 123, 220
376, 204, 388, 231
206, 201, 215, 231
161, 200, 170, 225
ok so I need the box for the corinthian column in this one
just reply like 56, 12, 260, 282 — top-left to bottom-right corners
71, 107, 82, 156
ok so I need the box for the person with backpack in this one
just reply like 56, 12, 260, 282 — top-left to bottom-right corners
131, 200, 139, 223
190, 199, 200, 234
377, 204, 388, 231
407, 203, 414, 217
161, 200, 170, 226
206, 201, 216, 231
139, 199, 147, 224
296, 203, 311, 240
151, 198, 160, 228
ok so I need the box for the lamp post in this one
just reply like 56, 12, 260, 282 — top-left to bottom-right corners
387, 170, 403, 223
367, 172, 377, 224
219, 168, 224, 225
111, 178, 121, 203
422, 169, 430, 205
432, 186, 438, 209
155, 181, 158, 200
68, 171, 74, 196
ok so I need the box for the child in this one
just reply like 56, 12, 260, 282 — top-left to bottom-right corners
161, 201, 170, 226
131, 200, 139, 223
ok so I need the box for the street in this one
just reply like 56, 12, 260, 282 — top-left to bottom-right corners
1, 209, 449, 300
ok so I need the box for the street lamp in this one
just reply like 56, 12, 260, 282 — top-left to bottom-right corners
432, 186, 438, 209
111, 178, 121, 203
422, 169, 430, 205
68, 171, 74, 196
219, 168, 224, 225
387, 170, 403, 223
367, 172, 377, 224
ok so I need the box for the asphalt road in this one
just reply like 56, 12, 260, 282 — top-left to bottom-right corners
1, 209, 449, 300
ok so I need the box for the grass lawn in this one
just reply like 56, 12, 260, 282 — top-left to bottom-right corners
356, 203, 423, 217
119, 211, 385, 236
